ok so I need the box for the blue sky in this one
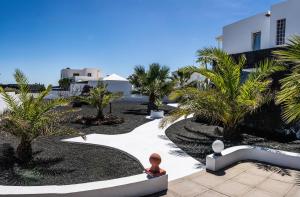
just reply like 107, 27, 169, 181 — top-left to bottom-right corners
0, 0, 282, 85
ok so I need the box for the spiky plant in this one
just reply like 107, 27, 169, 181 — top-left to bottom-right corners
0, 69, 69, 163
128, 63, 174, 113
171, 67, 193, 88
160, 48, 285, 139
275, 36, 300, 123
80, 82, 122, 120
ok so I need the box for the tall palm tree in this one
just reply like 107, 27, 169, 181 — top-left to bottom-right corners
171, 67, 193, 88
0, 69, 69, 163
275, 36, 300, 123
128, 63, 174, 113
161, 48, 285, 139
80, 82, 122, 120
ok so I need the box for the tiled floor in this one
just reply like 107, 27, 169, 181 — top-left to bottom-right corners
164, 162, 300, 197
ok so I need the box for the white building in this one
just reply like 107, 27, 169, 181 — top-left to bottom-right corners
60, 68, 101, 82
219, 0, 300, 55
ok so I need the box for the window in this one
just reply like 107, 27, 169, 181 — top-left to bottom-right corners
87, 73, 92, 77
73, 73, 80, 76
276, 19, 286, 45
252, 32, 261, 51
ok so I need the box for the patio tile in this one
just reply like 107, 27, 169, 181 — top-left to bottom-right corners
222, 166, 248, 179
196, 190, 228, 197
213, 180, 252, 197
190, 172, 228, 188
245, 166, 273, 177
168, 179, 209, 197
243, 188, 280, 197
257, 178, 294, 196
232, 171, 267, 186
286, 185, 300, 197
268, 170, 297, 183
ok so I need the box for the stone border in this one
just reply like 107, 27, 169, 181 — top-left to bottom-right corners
206, 145, 300, 171
0, 173, 168, 197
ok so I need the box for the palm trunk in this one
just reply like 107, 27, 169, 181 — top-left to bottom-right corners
96, 108, 105, 120
16, 138, 32, 164
223, 126, 239, 140
147, 94, 157, 114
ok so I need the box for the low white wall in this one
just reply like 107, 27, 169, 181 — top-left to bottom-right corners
0, 174, 168, 197
206, 146, 300, 171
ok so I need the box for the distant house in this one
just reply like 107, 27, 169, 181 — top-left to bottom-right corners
217, 0, 300, 68
60, 67, 101, 82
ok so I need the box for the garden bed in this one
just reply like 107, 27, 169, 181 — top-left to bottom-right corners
61, 101, 174, 135
165, 118, 300, 164
0, 132, 144, 186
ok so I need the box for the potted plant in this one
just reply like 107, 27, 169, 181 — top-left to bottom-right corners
150, 99, 164, 119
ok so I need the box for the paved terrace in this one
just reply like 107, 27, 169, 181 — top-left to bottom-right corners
165, 162, 300, 197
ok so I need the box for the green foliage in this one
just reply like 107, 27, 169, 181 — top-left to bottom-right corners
58, 78, 71, 91
0, 69, 72, 163
171, 67, 193, 88
80, 82, 122, 119
275, 36, 300, 123
128, 63, 174, 112
161, 48, 285, 138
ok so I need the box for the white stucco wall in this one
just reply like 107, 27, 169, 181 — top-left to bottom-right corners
222, 12, 271, 54
269, 0, 300, 48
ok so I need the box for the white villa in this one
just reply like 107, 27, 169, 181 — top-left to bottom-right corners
61, 68, 101, 82
217, 0, 300, 55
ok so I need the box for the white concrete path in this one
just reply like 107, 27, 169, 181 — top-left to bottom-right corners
63, 115, 203, 181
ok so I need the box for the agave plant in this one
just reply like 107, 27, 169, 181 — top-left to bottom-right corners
0, 69, 70, 163
275, 36, 300, 123
161, 48, 285, 139
128, 63, 174, 113
80, 82, 122, 120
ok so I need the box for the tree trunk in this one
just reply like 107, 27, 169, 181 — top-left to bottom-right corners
16, 138, 32, 164
223, 126, 239, 140
147, 94, 157, 114
97, 108, 105, 120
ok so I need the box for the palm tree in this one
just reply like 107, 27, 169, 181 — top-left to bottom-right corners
171, 67, 193, 88
58, 78, 71, 91
128, 63, 174, 113
80, 82, 122, 120
161, 48, 285, 139
275, 36, 300, 123
0, 69, 69, 163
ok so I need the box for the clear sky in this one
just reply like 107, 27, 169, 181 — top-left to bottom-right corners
0, 0, 282, 85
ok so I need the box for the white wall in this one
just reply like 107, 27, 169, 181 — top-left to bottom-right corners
269, 0, 300, 48
223, 13, 271, 54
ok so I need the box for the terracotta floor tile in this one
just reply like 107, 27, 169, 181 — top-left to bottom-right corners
213, 180, 252, 197
196, 190, 228, 197
257, 178, 294, 196
168, 179, 209, 197
243, 188, 281, 197
232, 172, 267, 186
190, 173, 228, 188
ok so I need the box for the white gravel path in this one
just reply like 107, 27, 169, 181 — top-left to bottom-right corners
63, 110, 203, 181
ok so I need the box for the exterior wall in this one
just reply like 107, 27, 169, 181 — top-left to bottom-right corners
222, 13, 271, 54
221, 0, 300, 54
61, 68, 100, 81
269, 0, 300, 48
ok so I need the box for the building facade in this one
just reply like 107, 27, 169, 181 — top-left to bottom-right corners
60, 68, 101, 82
219, 0, 300, 55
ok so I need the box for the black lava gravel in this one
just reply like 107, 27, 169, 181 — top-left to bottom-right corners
165, 118, 300, 164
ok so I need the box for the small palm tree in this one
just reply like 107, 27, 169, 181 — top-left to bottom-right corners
80, 82, 122, 120
128, 63, 174, 113
161, 48, 285, 139
171, 68, 193, 88
275, 36, 300, 123
0, 69, 69, 163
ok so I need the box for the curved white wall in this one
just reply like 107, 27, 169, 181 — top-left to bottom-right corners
206, 146, 300, 171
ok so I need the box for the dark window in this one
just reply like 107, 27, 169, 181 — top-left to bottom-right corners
252, 32, 261, 51
73, 73, 80, 76
87, 73, 92, 77
276, 19, 286, 45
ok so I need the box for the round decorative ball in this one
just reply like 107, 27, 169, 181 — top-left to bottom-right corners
149, 153, 161, 167
212, 140, 224, 154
